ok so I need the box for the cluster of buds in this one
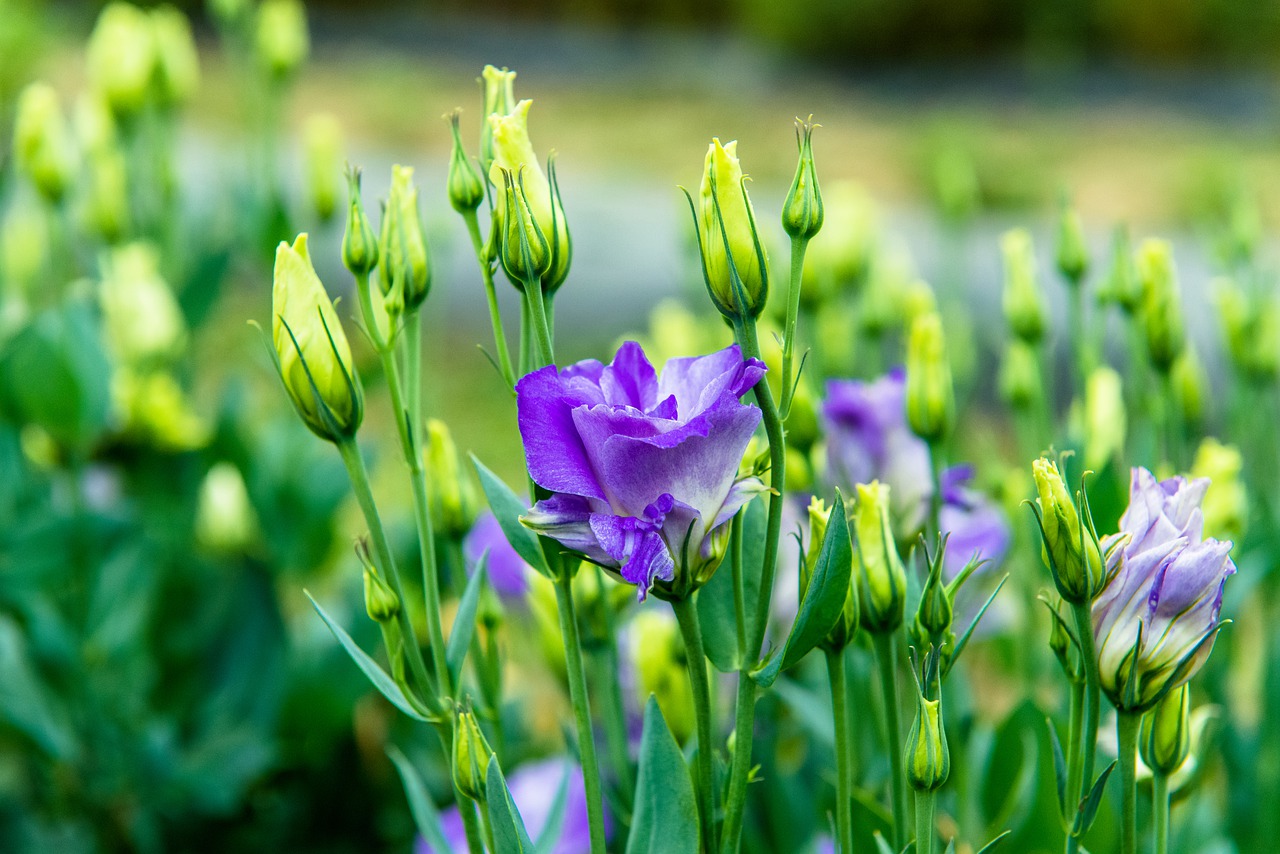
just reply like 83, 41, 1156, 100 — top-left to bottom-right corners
86, 1, 201, 119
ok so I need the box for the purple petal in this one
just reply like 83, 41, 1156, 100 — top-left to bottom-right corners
522, 494, 615, 567
590, 511, 675, 599
657, 344, 765, 416
600, 340, 659, 410
517, 366, 608, 501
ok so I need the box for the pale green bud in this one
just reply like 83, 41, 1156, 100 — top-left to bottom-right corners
1031, 458, 1103, 604
781, 117, 823, 241
1140, 684, 1191, 777
479, 65, 517, 173
303, 113, 343, 222
785, 375, 820, 453
899, 279, 937, 327
1, 203, 49, 290
695, 138, 768, 322
342, 167, 379, 278
363, 566, 400, 623
13, 82, 75, 203
854, 481, 907, 634
271, 233, 363, 442
150, 5, 200, 108
493, 166, 551, 289
905, 311, 954, 443
913, 550, 952, 647
86, 2, 156, 119
905, 686, 949, 791
629, 609, 695, 745
998, 339, 1040, 411
111, 368, 211, 451
99, 243, 187, 366
425, 418, 476, 540
1000, 228, 1045, 342
1056, 203, 1089, 284
379, 165, 432, 313
446, 110, 485, 214
255, 0, 309, 80
195, 461, 257, 552
801, 497, 857, 650
1137, 239, 1184, 374
452, 710, 494, 802
1190, 438, 1247, 544
209, 0, 249, 27
1046, 599, 1080, 682
1083, 365, 1125, 471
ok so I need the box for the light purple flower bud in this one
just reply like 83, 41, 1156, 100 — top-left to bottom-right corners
516, 341, 767, 600
1092, 467, 1235, 712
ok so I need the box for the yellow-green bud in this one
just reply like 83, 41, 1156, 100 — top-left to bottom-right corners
99, 242, 187, 366
785, 375, 820, 453
1190, 438, 1246, 544
271, 233, 363, 442
905, 311, 954, 443
781, 117, 823, 241
1083, 365, 1125, 471
489, 100, 571, 293
1046, 599, 1079, 681
854, 481, 907, 634
425, 418, 476, 540
342, 167, 379, 277
1102, 226, 1141, 313
302, 113, 343, 222
209, 0, 249, 27
1031, 458, 1103, 603
149, 5, 200, 108
1001, 228, 1044, 342
1, 204, 49, 290
13, 82, 75, 204
900, 279, 937, 329
1137, 238, 1184, 374
82, 148, 129, 243
695, 138, 768, 322
86, 3, 155, 119
479, 65, 517, 173
446, 110, 485, 214
452, 710, 494, 802
913, 551, 952, 646
998, 339, 1040, 411
1056, 203, 1089, 284
195, 461, 257, 552
492, 166, 551, 289
255, 0, 309, 80
362, 566, 400, 624
905, 688, 949, 791
1140, 684, 1191, 777
379, 165, 432, 313
629, 610, 695, 745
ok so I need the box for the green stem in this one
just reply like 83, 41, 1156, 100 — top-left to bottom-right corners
335, 437, 435, 709
781, 236, 809, 413
722, 671, 757, 853
1064, 677, 1084, 843
927, 439, 944, 550
553, 570, 608, 854
673, 595, 719, 854
405, 310, 425, 442
519, 293, 533, 377
730, 514, 746, 660
522, 274, 555, 367
916, 789, 936, 854
479, 795, 498, 853
463, 209, 516, 388
826, 648, 854, 854
1117, 710, 1140, 854
1153, 772, 1170, 854
1071, 600, 1101, 810
873, 632, 908, 850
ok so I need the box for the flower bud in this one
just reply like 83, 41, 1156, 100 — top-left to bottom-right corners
693, 138, 769, 322
1, 204, 49, 290
1171, 345, 1206, 427
479, 65, 517, 173
998, 339, 1040, 411
629, 609, 695, 745
1190, 438, 1246, 544
854, 481, 907, 634
1101, 225, 1141, 313
255, 0, 309, 81
196, 462, 257, 552
801, 497, 858, 650
271, 233, 363, 443
1046, 598, 1080, 682
99, 243, 187, 366
379, 165, 432, 313
1140, 684, 1191, 777
913, 545, 953, 648
785, 375, 820, 453
900, 279, 937, 327
932, 145, 980, 223
425, 418, 477, 540
781, 117, 823, 241
303, 113, 342, 222
1083, 365, 1125, 471
446, 110, 485, 214
1000, 228, 1045, 342
342, 167, 379, 277
150, 5, 200, 109
906, 667, 949, 791
905, 311, 954, 443
493, 167, 551, 288
13, 82, 75, 204
452, 710, 494, 802
76, 96, 130, 241
356, 539, 400, 623
1137, 239, 1184, 374
86, 3, 155, 119
1031, 458, 1103, 604
1056, 202, 1089, 285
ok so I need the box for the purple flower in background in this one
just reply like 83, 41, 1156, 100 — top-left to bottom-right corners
1092, 467, 1235, 712
517, 341, 766, 599
823, 369, 932, 536
419, 757, 592, 854
939, 465, 1011, 577
465, 512, 532, 600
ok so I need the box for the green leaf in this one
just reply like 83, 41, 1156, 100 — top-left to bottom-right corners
533, 763, 572, 854
1046, 717, 1067, 820
447, 553, 488, 685
698, 498, 765, 672
472, 455, 550, 577
974, 830, 1012, 854
0, 615, 78, 761
306, 592, 431, 722
627, 697, 699, 854
486, 755, 536, 854
873, 832, 896, 854
751, 491, 851, 688
387, 745, 452, 854
1076, 761, 1116, 834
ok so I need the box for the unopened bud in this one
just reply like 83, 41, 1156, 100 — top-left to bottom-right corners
1001, 228, 1045, 342
255, 0, 309, 80
425, 418, 476, 540
1140, 684, 1191, 777
150, 5, 200, 109
86, 3, 156, 119
1172, 345, 1205, 427
1046, 599, 1079, 681
303, 113, 342, 222
854, 481, 907, 634
479, 65, 517, 173
781, 117, 823, 241
1190, 437, 1247, 545
13, 82, 75, 203
693, 138, 768, 322
379, 164, 432, 313
999, 339, 1040, 411
452, 710, 494, 802
342, 167, 379, 277
1083, 366, 1125, 471
913, 547, 952, 647
906, 311, 954, 443
494, 167, 550, 287
1031, 458, 1104, 604
1056, 202, 1089, 285
1137, 239, 1184, 374
1102, 226, 1141, 313
446, 110, 485, 214
906, 663, 950, 791
363, 565, 400, 623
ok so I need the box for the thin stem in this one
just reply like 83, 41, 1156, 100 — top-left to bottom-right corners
1117, 710, 1140, 854
1071, 601, 1101, 808
1064, 677, 1084, 844
673, 595, 719, 854
781, 236, 809, 413
927, 439, 944, 550
463, 209, 516, 388
722, 670, 757, 853
1067, 278, 1087, 397
826, 647, 854, 854
873, 632, 908, 851
1153, 772, 1170, 854
519, 293, 533, 377
405, 310, 425, 443
553, 570, 608, 854
916, 789, 936, 854
335, 438, 434, 708
522, 274, 555, 367
730, 514, 746, 660
479, 800, 498, 854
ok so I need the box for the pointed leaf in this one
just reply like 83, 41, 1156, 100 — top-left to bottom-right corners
945, 574, 1009, 675
1046, 717, 1068, 820
943, 840, 956, 854
486, 755, 536, 853
627, 697, 699, 854
472, 455, 550, 577
1076, 761, 1117, 833
447, 553, 488, 685
698, 499, 766, 672
387, 745, 451, 854
873, 833, 896, 854
307, 592, 431, 722
974, 830, 1012, 854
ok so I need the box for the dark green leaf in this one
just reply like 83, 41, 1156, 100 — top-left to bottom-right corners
486, 756, 535, 854
387, 745, 452, 854
974, 830, 1012, 854
472, 455, 550, 577
1077, 761, 1116, 833
447, 553, 488, 685
627, 697, 698, 854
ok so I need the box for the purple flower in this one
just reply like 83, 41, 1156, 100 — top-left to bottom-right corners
517, 341, 766, 599
939, 465, 1011, 578
419, 757, 592, 854
465, 512, 533, 600
1092, 467, 1235, 711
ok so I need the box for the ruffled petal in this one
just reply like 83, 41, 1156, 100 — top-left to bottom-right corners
516, 366, 608, 500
